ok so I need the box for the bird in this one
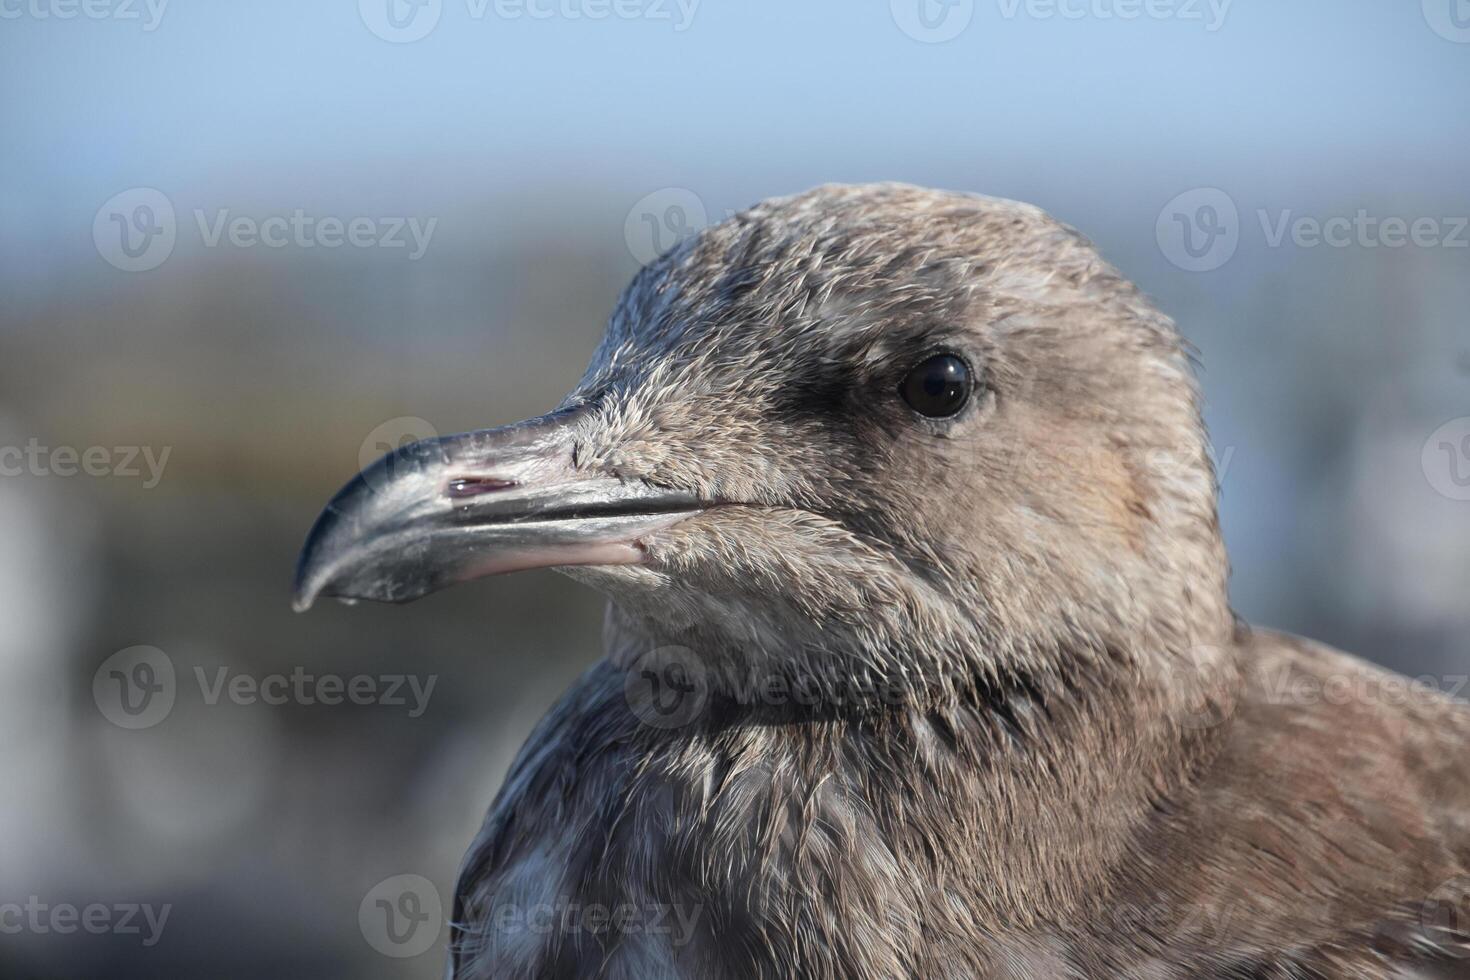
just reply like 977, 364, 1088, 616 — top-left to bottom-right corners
293, 183, 1470, 979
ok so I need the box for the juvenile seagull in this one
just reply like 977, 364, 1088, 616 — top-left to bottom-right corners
295, 184, 1470, 979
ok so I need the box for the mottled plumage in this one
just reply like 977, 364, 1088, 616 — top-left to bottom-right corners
295, 184, 1470, 979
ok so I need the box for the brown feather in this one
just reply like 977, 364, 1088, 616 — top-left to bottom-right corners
443, 184, 1470, 979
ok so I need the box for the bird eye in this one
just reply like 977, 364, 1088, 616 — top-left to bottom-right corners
899, 353, 971, 418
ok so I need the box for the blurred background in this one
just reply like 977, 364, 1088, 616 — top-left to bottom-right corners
2, 0, 1468, 975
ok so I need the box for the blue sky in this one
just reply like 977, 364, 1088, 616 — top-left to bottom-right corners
3, 0, 1467, 279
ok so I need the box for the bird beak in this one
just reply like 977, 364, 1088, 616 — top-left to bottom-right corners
291, 408, 702, 611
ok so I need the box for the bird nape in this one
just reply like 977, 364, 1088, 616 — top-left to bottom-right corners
294, 183, 1470, 980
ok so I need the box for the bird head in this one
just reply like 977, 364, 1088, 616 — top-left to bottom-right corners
294, 184, 1231, 703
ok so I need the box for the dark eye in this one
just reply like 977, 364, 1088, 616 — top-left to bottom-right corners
899, 353, 971, 418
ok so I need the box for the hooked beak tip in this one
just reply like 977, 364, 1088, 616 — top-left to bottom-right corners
289, 412, 705, 610
291, 545, 332, 612
291, 496, 354, 612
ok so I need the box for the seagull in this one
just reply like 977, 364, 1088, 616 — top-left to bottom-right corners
294, 184, 1470, 979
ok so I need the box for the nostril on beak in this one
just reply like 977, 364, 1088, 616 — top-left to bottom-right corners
446, 477, 519, 500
